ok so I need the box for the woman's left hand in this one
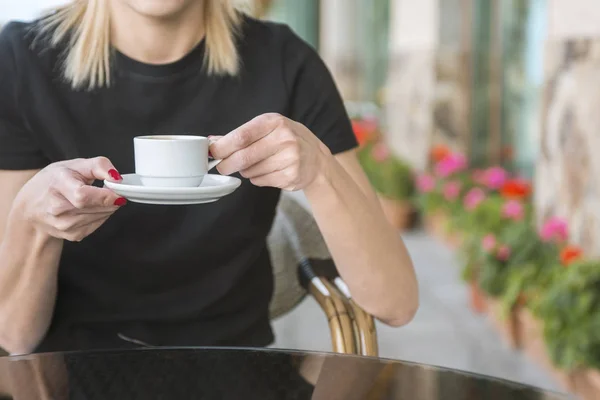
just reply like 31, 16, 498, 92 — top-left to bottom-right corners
209, 113, 331, 191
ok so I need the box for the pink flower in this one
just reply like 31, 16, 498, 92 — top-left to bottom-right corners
481, 234, 497, 252
484, 166, 508, 190
497, 245, 512, 261
416, 174, 436, 193
371, 142, 390, 162
434, 153, 468, 177
464, 188, 486, 210
443, 181, 462, 201
502, 200, 524, 221
540, 217, 569, 243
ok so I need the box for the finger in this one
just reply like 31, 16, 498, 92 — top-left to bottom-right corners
239, 148, 297, 179
60, 206, 120, 216
216, 134, 282, 176
51, 215, 112, 242
249, 170, 298, 191
70, 212, 114, 230
210, 113, 282, 160
63, 156, 122, 184
48, 212, 114, 239
58, 178, 126, 210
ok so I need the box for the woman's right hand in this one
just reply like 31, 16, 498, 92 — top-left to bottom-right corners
12, 157, 126, 242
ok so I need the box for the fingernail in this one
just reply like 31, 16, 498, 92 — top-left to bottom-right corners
108, 169, 122, 181
114, 197, 127, 207
208, 150, 213, 158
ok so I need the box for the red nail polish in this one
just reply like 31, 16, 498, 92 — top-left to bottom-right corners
108, 169, 122, 181
208, 150, 213, 158
114, 197, 127, 206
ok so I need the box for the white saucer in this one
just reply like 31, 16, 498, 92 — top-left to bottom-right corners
104, 174, 242, 205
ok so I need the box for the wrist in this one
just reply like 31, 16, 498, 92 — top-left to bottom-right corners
304, 150, 336, 198
8, 196, 59, 247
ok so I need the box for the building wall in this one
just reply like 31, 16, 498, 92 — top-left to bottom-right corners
432, 0, 472, 158
385, 0, 438, 170
319, 0, 361, 100
535, 0, 600, 254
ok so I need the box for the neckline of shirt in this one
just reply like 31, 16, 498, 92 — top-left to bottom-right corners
112, 39, 206, 79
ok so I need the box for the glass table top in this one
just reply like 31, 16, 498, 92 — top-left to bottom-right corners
0, 347, 569, 399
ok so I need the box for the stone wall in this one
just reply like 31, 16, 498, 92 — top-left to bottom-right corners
535, 0, 600, 254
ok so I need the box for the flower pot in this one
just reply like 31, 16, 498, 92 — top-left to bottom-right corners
445, 230, 463, 249
517, 309, 574, 391
469, 279, 488, 314
487, 298, 521, 349
572, 369, 600, 400
378, 196, 413, 231
424, 211, 448, 240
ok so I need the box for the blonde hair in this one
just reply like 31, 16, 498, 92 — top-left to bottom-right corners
38, 0, 242, 90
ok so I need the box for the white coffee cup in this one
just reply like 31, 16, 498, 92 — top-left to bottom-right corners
134, 135, 221, 187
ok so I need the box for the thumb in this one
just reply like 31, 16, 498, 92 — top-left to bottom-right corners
65, 157, 122, 184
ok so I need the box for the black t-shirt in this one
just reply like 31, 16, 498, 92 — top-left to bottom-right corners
0, 16, 357, 352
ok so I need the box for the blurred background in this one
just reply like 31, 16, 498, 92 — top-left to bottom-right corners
2, 0, 599, 398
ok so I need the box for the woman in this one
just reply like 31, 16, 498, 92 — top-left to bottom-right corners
0, 0, 418, 355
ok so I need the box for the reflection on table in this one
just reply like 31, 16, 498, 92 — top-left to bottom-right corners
0, 348, 569, 400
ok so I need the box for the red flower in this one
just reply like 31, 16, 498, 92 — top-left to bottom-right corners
351, 121, 369, 146
560, 245, 584, 267
500, 179, 532, 199
430, 144, 452, 163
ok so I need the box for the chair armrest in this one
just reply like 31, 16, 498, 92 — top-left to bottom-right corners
299, 260, 379, 357
272, 191, 379, 356
305, 277, 356, 355
347, 298, 379, 357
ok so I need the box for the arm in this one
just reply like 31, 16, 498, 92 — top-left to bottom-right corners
0, 170, 62, 355
212, 114, 418, 327
303, 149, 418, 326
0, 159, 125, 354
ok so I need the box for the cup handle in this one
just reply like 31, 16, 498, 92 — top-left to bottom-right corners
208, 137, 222, 171
208, 159, 222, 171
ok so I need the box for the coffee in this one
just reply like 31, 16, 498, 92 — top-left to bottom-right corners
146, 136, 194, 140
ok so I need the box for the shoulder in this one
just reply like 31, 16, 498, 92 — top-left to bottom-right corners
0, 20, 45, 52
0, 20, 58, 72
237, 15, 316, 60
0, 21, 30, 55
0, 21, 33, 89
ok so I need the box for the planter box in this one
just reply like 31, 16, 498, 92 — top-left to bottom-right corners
572, 369, 600, 400
378, 196, 414, 231
517, 309, 574, 391
487, 298, 521, 349
469, 279, 488, 314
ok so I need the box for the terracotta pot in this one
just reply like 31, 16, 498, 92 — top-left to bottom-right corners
378, 196, 413, 230
469, 279, 488, 314
445, 231, 463, 249
572, 369, 600, 400
423, 211, 462, 247
517, 309, 574, 391
424, 211, 448, 239
487, 298, 521, 349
